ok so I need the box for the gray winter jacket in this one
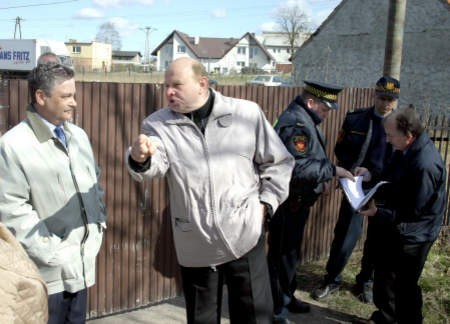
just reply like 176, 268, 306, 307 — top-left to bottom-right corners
127, 90, 294, 267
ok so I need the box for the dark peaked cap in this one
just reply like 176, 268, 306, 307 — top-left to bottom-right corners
303, 80, 343, 110
375, 76, 400, 99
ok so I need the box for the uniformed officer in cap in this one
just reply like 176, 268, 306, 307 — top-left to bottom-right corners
312, 76, 400, 304
267, 80, 354, 324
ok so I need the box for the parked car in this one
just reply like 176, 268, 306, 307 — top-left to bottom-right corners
246, 75, 291, 87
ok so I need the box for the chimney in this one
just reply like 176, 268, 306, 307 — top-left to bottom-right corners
194, 37, 199, 45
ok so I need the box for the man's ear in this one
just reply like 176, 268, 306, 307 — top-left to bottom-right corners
405, 131, 415, 145
35, 89, 47, 106
199, 76, 208, 89
305, 97, 315, 109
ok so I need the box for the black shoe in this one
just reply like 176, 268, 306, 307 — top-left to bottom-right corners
312, 283, 340, 300
357, 281, 374, 304
287, 298, 310, 313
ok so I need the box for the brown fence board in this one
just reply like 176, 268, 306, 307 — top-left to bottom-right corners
2, 80, 448, 319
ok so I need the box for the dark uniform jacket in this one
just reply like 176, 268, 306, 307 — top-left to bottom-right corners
335, 106, 387, 186
274, 96, 335, 207
376, 132, 446, 243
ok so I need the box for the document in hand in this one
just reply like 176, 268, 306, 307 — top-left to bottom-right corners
339, 176, 389, 211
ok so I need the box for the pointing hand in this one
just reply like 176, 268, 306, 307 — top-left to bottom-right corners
131, 134, 157, 163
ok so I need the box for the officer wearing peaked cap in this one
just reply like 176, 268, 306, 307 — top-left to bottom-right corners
268, 80, 354, 323
303, 80, 343, 110
312, 76, 400, 304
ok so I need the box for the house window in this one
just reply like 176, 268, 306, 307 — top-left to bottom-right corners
177, 45, 186, 53
250, 47, 258, 59
237, 47, 246, 55
72, 46, 81, 54
237, 61, 245, 67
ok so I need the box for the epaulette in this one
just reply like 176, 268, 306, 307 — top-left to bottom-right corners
347, 107, 371, 115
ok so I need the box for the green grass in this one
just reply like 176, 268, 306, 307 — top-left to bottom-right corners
296, 229, 450, 323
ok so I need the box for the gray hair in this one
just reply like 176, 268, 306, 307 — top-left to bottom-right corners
28, 63, 75, 103
385, 106, 424, 138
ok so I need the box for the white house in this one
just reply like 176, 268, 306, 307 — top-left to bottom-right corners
112, 51, 142, 65
151, 30, 276, 74
256, 31, 310, 63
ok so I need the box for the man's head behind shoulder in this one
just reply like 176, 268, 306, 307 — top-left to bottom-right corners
375, 76, 400, 100
374, 76, 400, 117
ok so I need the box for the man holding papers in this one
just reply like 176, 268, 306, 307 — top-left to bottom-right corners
313, 76, 400, 303
360, 107, 446, 324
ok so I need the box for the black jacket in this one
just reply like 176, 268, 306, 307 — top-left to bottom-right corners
274, 96, 334, 207
335, 106, 387, 185
376, 132, 446, 243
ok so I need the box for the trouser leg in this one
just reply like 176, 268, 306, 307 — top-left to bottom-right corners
48, 289, 87, 324
180, 265, 223, 324
225, 234, 273, 324
372, 227, 396, 324
396, 241, 433, 324
325, 198, 363, 284
267, 203, 309, 319
356, 218, 376, 284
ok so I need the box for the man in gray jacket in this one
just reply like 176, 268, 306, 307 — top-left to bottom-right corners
127, 57, 294, 323
0, 63, 106, 324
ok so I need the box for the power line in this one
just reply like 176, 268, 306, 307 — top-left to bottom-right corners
0, 0, 78, 10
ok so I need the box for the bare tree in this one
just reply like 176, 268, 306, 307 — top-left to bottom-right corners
275, 3, 311, 62
95, 22, 122, 51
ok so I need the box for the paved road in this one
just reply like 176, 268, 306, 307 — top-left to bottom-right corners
88, 291, 367, 324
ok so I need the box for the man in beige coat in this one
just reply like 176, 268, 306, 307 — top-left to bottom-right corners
0, 63, 106, 323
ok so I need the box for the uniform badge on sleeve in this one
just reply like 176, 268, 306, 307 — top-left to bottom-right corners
292, 135, 308, 154
337, 129, 345, 143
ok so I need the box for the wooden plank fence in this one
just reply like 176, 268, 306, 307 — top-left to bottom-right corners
0, 80, 448, 319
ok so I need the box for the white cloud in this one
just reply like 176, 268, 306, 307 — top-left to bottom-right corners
108, 17, 140, 37
211, 8, 226, 18
93, 0, 154, 8
272, 0, 338, 29
93, 0, 121, 9
134, 0, 155, 4
283, 0, 312, 17
260, 21, 278, 32
74, 8, 104, 19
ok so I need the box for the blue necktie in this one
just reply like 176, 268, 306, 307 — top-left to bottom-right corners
54, 126, 67, 147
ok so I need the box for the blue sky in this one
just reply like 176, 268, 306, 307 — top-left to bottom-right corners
0, 0, 341, 54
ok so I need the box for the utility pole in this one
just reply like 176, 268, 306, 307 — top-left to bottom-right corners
140, 26, 156, 65
14, 16, 23, 39
383, 0, 407, 80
